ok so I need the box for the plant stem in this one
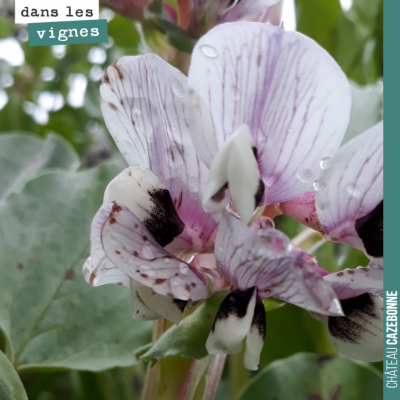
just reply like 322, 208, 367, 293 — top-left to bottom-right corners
229, 345, 250, 400
292, 228, 324, 252
203, 354, 226, 400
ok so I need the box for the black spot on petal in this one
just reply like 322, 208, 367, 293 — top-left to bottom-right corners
328, 293, 379, 344
251, 294, 266, 340
143, 189, 185, 247
355, 200, 383, 258
173, 299, 188, 312
211, 183, 229, 203
252, 146, 258, 160
212, 287, 255, 332
255, 179, 265, 208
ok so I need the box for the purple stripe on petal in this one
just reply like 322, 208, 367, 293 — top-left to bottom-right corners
188, 22, 351, 204
315, 121, 383, 240
216, 210, 342, 315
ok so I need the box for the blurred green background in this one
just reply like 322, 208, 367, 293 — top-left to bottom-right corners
0, 0, 383, 399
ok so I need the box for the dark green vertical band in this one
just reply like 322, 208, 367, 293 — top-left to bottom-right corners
384, 1, 400, 399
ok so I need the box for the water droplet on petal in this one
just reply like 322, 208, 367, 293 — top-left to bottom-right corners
172, 78, 184, 98
320, 157, 332, 170
200, 45, 218, 59
219, 246, 223, 252
297, 168, 314, 183
139, 265, 157, 278
346, 183, 363, 199
164, 257, 171, 264
259, 229, 292, 256
179, 263, 188, 275
313, 180, 327, 192
170, 276, 190, 299
141, 245, 157, 260
318, 200, 331, 212
133, 108, 141, 117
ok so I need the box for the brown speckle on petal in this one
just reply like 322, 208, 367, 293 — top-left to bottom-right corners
111, 61, 124, 80
89, 272, 97, 285
108, 102, 118, 111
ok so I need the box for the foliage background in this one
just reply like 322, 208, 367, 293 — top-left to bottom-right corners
0, 0, 383, 399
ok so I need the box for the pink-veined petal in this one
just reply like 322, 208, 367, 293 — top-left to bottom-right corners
187, 22, 350, 204
215, 210, 342, 315
83, 204, 130, 287
315, 122, 383, 249
100, 55, 217, 251
101, 202, 208, 301
280, 191, 325, 233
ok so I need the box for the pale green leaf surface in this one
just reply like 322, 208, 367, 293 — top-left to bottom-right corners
0, 165, 152, 372
0, 133, 80, 202
341, 80, 383, 145
0, 351, 28, 400
238, 353, 382, 400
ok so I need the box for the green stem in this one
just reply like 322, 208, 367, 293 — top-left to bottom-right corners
141, 319, 226, 400
229, 345, 250, 400
292, 228, 323, 252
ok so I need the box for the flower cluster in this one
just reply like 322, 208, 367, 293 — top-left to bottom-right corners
83, 20, 383, 369
101, 0, 281, 35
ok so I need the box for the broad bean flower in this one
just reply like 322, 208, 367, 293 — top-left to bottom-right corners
280, 122, 384, 361
180, 0, 281, 35
207, 210, 343, 370
281, 121, 383, 264
83, 55, 221, 325
182, 22, 352, 369
83, 21, 357, 369
186, 22, 351, 225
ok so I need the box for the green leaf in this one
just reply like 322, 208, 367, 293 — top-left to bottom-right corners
152, 17, 197, 54
143, 289, 288, 364
342, 79, 383, 145
108, 15, 140, 52
259, 303, 336, 369
295, 0, 383, 85
262, 297, 285, 312
0, 351, 28, 400
0, 165, 152, 372
0, 133, 80, 202
0, 17, 14, 39
295, 0, 343, 54
238, 353, 382, 400
142, 289, 229, 362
